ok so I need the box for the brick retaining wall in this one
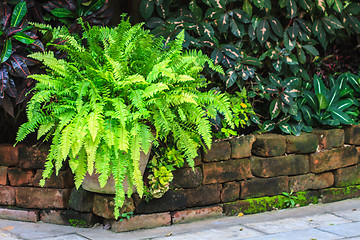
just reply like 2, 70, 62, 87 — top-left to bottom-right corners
1, 126, 360, 231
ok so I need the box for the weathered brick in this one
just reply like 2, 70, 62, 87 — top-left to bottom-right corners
0, 208, 38, 222
313, 172, 334, 189
108, 212, 171, 232
289, 173, 316, 192
0, 144, 19, 167
40, 210, 96, 226
33, 169, 74, 188
93, 194, 134, 219
171, 167, 202, 188
221, 181, 240, 202
321, 185, 360, 203
313, 129, 345, 150
334, 165, 360, 187
172, 206, 223, 224
0, 186, 15, 205
203, 158, 251, 184
309, 146, 358, 173
357, 147, 360, 163
185, 184, 222, 208
0, 166, 8, 185
134, 189, 187, 214
7, 168, 36, 186
251, 155, 309, 178
285, 133, 318, 154
69, 187, 95, 212
16, 187, 72, 209
18, 145, 49, 169
230, 135, 255, 159
252, 134, 286, 157
240, 177, 289, 199
203, 141, 231, 162
344, 125, 360, 145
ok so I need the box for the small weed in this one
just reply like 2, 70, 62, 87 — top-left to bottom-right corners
282, 190, 298, 208
119, 211, 134, 222
68, 219, 87, 228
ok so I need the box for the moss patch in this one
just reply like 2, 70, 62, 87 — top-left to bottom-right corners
321, 185, 360, 203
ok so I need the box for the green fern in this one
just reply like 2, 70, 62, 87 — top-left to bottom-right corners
16, 18, 233, 219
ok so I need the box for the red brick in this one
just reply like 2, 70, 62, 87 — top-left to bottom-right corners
203, 141, 231, 162
0, 208, 38, 222
172, 206, 223, 224
93, 194, 134, 219
0, 166, 8, 185
230, 135, 255, 159
0, 144, 19, 167
252, 134, 286, 157
251, 155, 309, 178
313, 172, 334, 189
40, 210, 95, 226
203, 158, 251, 184
109, 212, 171, 232
309, 146, 358, 173
185, 184, 222, 207
289, 174, 316, 192
69, 187, 95, 212
33, 169, 74, 188
285, 133, 318, 154
18, 145, 49, 169
334, 164, 360, 187
16, 187, 72, 209
240, 176, 289, 199
171, 167, 202, 188
7, 168, 36, 186
313, 129, 345, 150
0, 186, 15, 205
344, 125, 360, 145
221, 182, 240, 202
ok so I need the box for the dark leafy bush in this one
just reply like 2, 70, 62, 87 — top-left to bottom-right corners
141, 0, 360, 135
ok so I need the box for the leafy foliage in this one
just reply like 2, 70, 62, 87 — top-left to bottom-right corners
15, 18, 232, 218
0, 1, 45, 117
141, 0, 360, 134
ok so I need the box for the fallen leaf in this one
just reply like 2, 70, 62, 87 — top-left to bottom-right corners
165, 232, 172, 237
240, 228, 243, 231
352, 209, 356, 211
238, 213, 244, 217
1, 226, 14, 231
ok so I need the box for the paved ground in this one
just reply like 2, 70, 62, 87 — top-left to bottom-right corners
0, 198, 359, 240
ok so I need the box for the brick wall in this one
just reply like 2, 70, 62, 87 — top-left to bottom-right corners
1, 126, 360, 231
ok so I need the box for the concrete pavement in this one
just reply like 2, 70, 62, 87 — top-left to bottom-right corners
0, 198, 359, 240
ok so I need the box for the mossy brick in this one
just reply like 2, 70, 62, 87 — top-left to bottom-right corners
172, 206, 223, 224
357, 147, 360, 163
7, 168, 36, 186
230, 135, 255, 159
0, 186, 15, 205
344, 125, 360, 145
252, 134, 286, 157
251, 155, 309, 178
108, 212, 171, 232
134, 189, 187, 214
240, 176, 289, 199
203, 141, 231, 162
171, 167, 202, 188
40, 210, 96, 226
221, 181, 240, 203
69, 187, 95, 212
320, 185, 360, 203
15, 187, 72, 209
313, 129, 345, 150
334, 165, 360, 187
0, 166, 8, 185
289, 173, 316, 192
33, 169, 74, 188
203, 158, 252, 184
0, 144, 19, 167
285, 133, 318, 154
309, 146, 358, 173
185, 184, 222, 207
18, 145, 50, 169
313, 172, 334, 189
93, 194, 134, 219
0, 208, 38, 222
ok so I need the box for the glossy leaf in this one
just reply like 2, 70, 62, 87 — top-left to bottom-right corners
256, 19, 270, 45
269, 73, 282, 87
304, 90, 318, 110
200, 22, 215, 39
241, 57, 261, 66
1, 39, 12, 63
218, 13, 229, 33
333, 0, 343, 13
272, 59, 282, 72
230, 18, 245, 37
287, 22, 299, 39
300, 105, 313, 125
298, 0, 311, 10
4, 27, 22, 37
211, 49, 224, 65
346, 14, 360, 33
145, 17, 165, 28
326, 0, 335, 7
314, 75, 326, 96
10, 55, 30, 78
298, 48, 306, 64
83, 0, 106, 16
346, 73, 360, 92
232, 9, 250, 23
270, 98, 280, 119
279, 123, 291, 134
0, 65, 9, 95
51, 8, 74, 18
243, 0, 252, 16
226, 69, 237, 88
338, 99, 357, 111
140, 0, 154, 20
262, 120, 275, 131
316, 93, 328, 110
222, 44, 240, 60
322, 16, 343, 30
269, 18, 283, 37
286, 0, 297, 19
11, 1, 27, 27
12, 32, 36, 44
296, 19, 311, 35
283, 31, 295, 51
302, 45, 319, 56
317, 0, 326, 11
330, 109, 353, 124
281, 92, 293, 105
